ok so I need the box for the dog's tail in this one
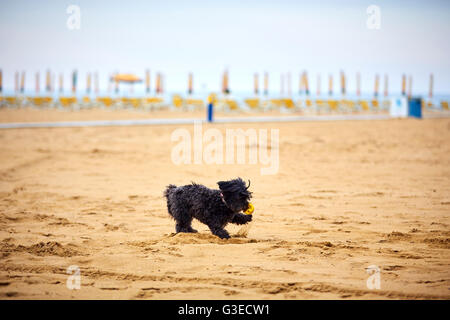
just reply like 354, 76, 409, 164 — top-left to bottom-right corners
164, 184, 177, 219
164, 184, 177, 199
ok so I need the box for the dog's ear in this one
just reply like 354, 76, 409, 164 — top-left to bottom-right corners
217, 181, 228, 191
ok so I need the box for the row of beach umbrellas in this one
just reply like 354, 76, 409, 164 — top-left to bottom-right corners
0, 70, 164, 95
0, 69, 435, 99
246, 71, 433, 98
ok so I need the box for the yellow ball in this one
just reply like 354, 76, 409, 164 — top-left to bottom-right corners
244, 202, 254, 215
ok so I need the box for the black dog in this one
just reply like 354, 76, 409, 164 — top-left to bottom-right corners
164, 178, 252, 239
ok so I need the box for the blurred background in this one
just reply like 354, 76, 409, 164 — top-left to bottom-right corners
0, 0, 449, 98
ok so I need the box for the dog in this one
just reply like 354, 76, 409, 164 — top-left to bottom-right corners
164, 177, 253, 239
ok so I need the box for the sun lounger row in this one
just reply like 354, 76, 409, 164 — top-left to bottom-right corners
0, 95, 448, 112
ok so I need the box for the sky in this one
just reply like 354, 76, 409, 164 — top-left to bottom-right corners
0, 0, 449, 95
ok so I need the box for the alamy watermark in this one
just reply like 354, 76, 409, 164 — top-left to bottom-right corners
66, 265, 81, 290
171, 122, 279, 175
366, 5, 381, 30
66, 5, 81, 30
366, 265, 381, 289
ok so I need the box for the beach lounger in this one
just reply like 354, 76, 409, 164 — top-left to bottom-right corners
223, 98, 239, 111
145, 97, 164, 104
185, 98, 204, 109
32, 97, 44, 107
269, 99, 283, 109
96, 97, 114, 107
244, 98, 260, 110
81, 96, 92, 108
315, 99, 325, 106
359, 100, 370, 111
59, 97, 72, 108
30, 96, 53, 108
120, 97, 130, 107
144, 97, 165, 110
172, 94, 183, 109
340, 99, 356, 112
347, 100, 356, 110
300, 98, 312, 109
327, 99, 339, 111
4, 96, 17, 107
130, 98, 142, 108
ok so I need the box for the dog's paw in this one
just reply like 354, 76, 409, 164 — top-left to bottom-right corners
242, 214, 253, 223
232, 213, 253, 225
187, 227, 198, 233
212, 228, 230, 239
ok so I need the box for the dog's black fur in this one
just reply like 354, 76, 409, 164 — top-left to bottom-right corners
164, 177, 252, 239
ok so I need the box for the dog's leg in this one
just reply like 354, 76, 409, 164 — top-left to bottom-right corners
186, 225, 198, 233
175, 215, 197, 233
179, 222, 197, 233
208, 225, 230, 239
176, 220, 197, 233
171, 206, 197, 233
231, 213, 252, 225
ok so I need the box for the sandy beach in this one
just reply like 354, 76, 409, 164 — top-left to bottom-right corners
0, 109, 449, 299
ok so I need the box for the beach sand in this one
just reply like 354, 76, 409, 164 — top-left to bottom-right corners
0, 108, 449, 299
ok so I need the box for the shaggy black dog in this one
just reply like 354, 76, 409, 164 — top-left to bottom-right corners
164, 178, 253, 239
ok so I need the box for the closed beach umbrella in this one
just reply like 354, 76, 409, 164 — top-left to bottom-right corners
86, 73, 91, 94
222, 70, 229, 94
155, 73, 161, 94
328, 74, 333, 96
46, 70, 51, 93
20, 71, 25, 94
384, 74, 388, 97
15, 71, 19, 93
356, 72, 361, 97
94, 72, 99, 95
340, 71, 346, 96
51, 73, 55, 93
401, 74, 406, 96
299, 72, 303, 95
287, 72, 291, 96
188, 72, 193, 95
59, 73, 64, 93
36, 72, 40, 94
146, 69, 150, 94
72, 70, 77, 95
264, 72, 268, 96
316, 74, 321, 96
374, 74, 379, 97
304, 71, 309, 96
429, 73, 433, 99
407, 75, 412, 98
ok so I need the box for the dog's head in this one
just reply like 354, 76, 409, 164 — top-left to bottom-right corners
217, 177, 252, 213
